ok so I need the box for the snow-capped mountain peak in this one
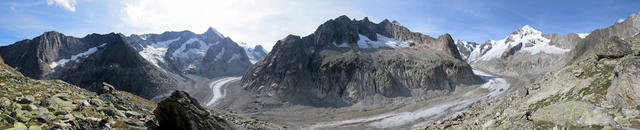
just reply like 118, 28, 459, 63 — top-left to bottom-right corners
516, 25, 541, 34
239, 42, 269, 63
506, 25, 544, 42
468, 25, 570, 62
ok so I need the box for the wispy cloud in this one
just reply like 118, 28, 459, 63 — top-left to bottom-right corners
46, 0, 77, 12
121, 0, 366, 50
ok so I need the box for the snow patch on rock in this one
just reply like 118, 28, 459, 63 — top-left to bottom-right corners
334, 33, 409, 48
577, 33, 589, 39
215, 48, 225, 61
50, 43, 108, 69
172, 38, 217, 59
357, 34, 409, 48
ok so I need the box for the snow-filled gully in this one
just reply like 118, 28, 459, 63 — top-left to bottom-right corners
308, 69, 510, 129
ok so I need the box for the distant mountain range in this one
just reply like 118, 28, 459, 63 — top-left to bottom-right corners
0, 28, 268, 100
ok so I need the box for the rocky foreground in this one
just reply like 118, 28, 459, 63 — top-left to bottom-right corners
0, 57, 282, 129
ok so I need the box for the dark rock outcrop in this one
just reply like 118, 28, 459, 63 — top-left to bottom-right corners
154, 91, 232, 130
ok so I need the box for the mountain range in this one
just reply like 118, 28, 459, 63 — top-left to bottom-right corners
0, 28, 268, 100
1, 11, 640, 129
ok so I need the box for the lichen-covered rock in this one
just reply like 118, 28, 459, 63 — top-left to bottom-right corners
0, 59, 156, 129
607, 57, 640, 107
5, 122, 27, 130
16, 96, 34, 104
532, 101, 613, 126
154, 91, 232, 130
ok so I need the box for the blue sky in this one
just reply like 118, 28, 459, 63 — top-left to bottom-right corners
1, 0, 639, 50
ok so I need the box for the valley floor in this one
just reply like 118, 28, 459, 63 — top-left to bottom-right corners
207, 69, 513, 129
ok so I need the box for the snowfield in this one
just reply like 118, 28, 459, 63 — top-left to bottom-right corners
138, 37, 181, 68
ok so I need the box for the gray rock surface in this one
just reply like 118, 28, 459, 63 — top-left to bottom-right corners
607, 57, 640, 107
532, 101, 613, 126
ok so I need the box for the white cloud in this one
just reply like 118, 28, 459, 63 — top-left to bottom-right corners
617, 18, 625, 23
121, 0, 366, 50
46, 0, 77, 12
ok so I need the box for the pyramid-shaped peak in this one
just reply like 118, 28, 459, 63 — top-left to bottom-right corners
510, 25, 543, 37
204, 27, 224, 38
517, 25, 542, 33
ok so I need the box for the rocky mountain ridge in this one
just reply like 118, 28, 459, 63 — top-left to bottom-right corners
0, 32, 177, 99
241, 15, 481, 107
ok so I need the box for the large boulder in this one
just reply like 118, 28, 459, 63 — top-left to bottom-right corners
606, 57, 640, 107
154, 91, 232, 130
594, 36, 633, 59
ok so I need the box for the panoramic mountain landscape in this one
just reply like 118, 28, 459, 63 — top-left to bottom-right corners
1, 0, 640, 129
